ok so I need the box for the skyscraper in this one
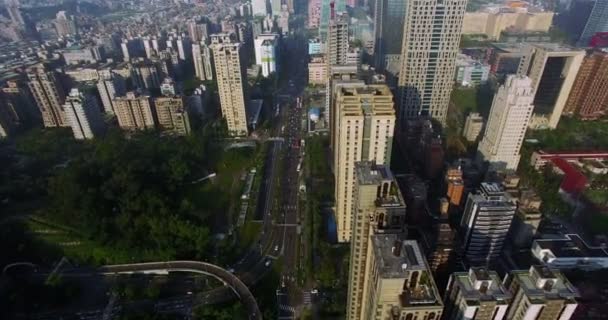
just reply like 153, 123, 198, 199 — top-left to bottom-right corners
346, 162, 407, 320
113, 91, 155, 131
326, 13, 350, 67
397, 0, 467, 125
6, 0, 25, 26
26, 64, 67, 127
504, 266, 578, 320
131, 61, 163, 90
333, 85, 395, 243
578, 0, 608, 46
517, 43, 584, 129
254, 33, 279, 77
96, 73, 126, 115
443, 268, 511, 320
373, 0, 406, 73
477, 75, 534, 171
63, 88, 105, 140
363, 234, 444, 320
564, 49, 608, 120
319, 0, 346, 40
210, 34, 248, 136
54, 11, 77, 37
154, 96, 191, 136
192, 42, 214, 81
187, 20, 208, 43
460, 182, 516, 266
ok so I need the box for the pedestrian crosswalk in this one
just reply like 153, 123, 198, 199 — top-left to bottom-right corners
279, 304, 296, 313
302, 291, 312, 305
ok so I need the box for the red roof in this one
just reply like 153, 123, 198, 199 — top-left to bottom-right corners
551, 158, 588, 195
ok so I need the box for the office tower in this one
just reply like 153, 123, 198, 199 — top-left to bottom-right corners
192, 42, 214, 81
346, 162, 406, 320
504, 266, 578, 320
6, 0, 25, 26
460, 182, 516, 266
463, 113, 483, 142
254, 33, 279, 77
443, 268, 511, 320
113, 91, 155, 130
363, 234, 444, 320
97, 73, 126, 115
319, 0, 346, 40
397, 0, 467, 125
271, 0, 281, 15
517, 43, 584, 129
564, 50, 608, 120
131, 62, 162, 90
445, 167, 464, 207
477, 75, 534, 171
54, 11, 77, 37
327, 13, 349, 66
27, 64, 67, 127
210, 34, 248, 136
154, 97, 190, 136
578, 0, 608, 46
333, 85, 395, 243
373, 0, 406, 73
511, 190, 542, 248
63, 88, 104, 140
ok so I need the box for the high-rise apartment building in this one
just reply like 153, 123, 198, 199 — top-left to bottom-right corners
154, 96, 191, 136
517, 43, 584, 129
327, 13, 350, 67
187, 20, 208, 43
113, 91, 155, 131
444, 268, 511, 320
210, 33, 248, 136
97, 73, 126, 115
477, 75, 534, 171
504, 266, 578, 320
131, 61, 163, 90
333, 85, 395, 243
319, 0, 346, 40
327, 64, 361, 150
63, 88, 104, 140
254, 33, 279, 77
363, 234, 444, 320
6, 0, 25, 26
373, 0, 406, 73
192, 42, 214, 81
460, 182, 517, 266
346, 162, 406, 320
578, 0, 608, 46
252, 0, 269, 16
54, 11, 77, 37
564, 50, 608, 120
27, 64, 67, 127
398, 0, 467, 125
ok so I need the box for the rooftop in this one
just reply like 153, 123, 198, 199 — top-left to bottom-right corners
510, 266, 579, 301
372, 235, 426, 278
355, 161, 405, 208
530, 42, 583, 54
534, 234, 608, 259
451, 268, 511, 304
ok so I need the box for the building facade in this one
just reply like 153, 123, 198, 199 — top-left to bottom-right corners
210, 34, 248, 136
327, 13, 350, 67
443, 268, 511, 320
192, 42, 214, 81
254, 33, 279, 77
564, 50, 608, 120
578, 0, 608, 46
333, 85, 395, 243
477, 75, 534, 171
97, 73, 126, 115
373, 0, 406, 72
27, 64, 67, 127
154, 96, 191, 136
113, 91, 155, 130
504, 266, 578, 320
455, 54, 491, 86
308, 55, 328, 85
462, 9, 554, 40
460, 182, 517, 266
398, 0, 467, 125
63, 88, 104, 140
463, 112, 484, 142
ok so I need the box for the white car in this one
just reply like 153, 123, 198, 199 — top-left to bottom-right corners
265, 260, 272, 267
274, 245, 279, 251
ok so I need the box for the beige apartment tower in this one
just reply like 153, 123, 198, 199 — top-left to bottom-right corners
517, 43, 584, 129
347, 162, 406, 320
443, 268, 511, 320
398, 0, 467, 125
364, 234, 444, 320
504, 266, 578, 320
27, 64, 67, 127
333, 85, 395, 243
327, 13, 350, 67
154, 96, 191, 136
210, 33, 248, 136
113, 91, 155, 131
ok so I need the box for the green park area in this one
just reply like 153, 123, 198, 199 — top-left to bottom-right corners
0, 125, 263, 267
